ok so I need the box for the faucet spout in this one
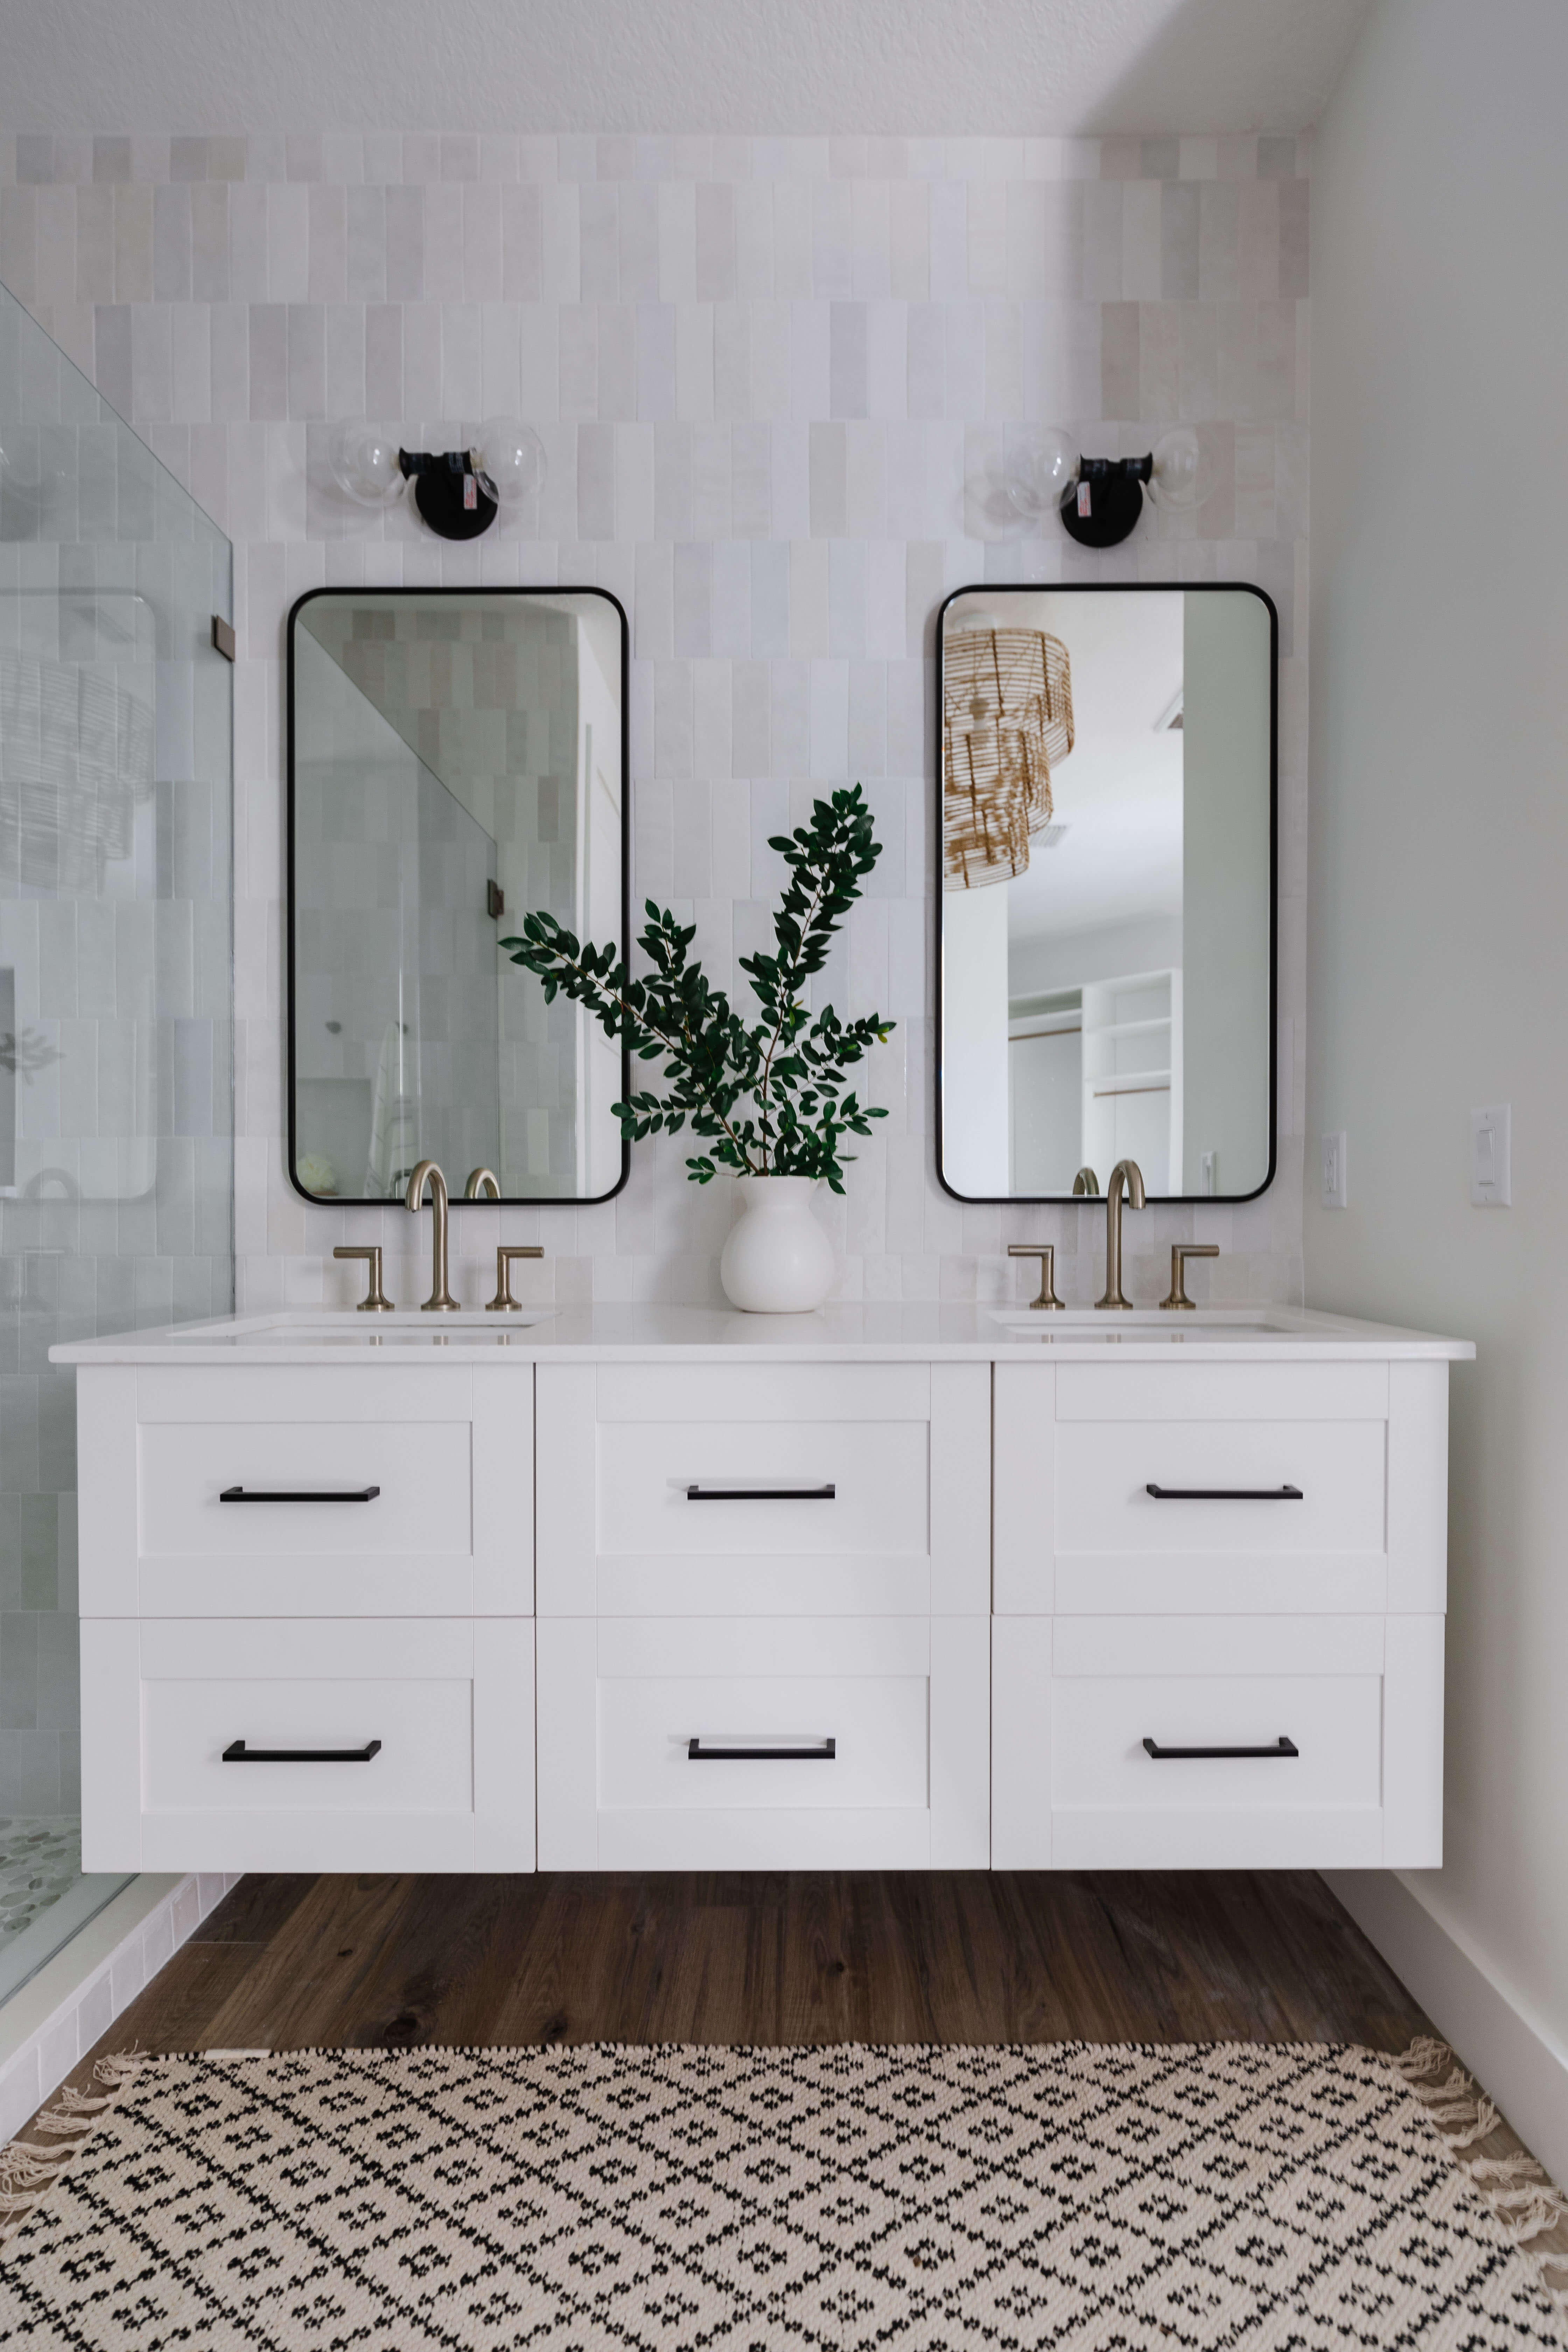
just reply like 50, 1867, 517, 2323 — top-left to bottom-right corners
406, 1160, 458, 1311
1096, 1157, 1146, 1311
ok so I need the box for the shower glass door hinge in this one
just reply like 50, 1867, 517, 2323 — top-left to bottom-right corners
211, 615, 236, 661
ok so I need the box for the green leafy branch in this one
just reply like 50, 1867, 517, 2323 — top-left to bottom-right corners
500, 783, 895, 1192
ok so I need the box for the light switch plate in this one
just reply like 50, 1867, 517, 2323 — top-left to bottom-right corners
1469, 1104, 1511, 1206
1321, 1131, 1348, 1210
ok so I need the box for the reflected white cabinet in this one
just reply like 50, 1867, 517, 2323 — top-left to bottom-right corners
71, 1325, 1454, 1877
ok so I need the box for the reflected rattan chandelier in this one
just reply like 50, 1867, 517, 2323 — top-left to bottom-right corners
943, 623, 1073, 889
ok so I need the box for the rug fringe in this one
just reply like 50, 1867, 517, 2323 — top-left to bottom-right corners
1393, 2038, 1568, 2319
0, 2050, 145, 2248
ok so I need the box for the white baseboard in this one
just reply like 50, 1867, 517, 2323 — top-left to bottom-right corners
0, 1871, 241, 2144
1324, 1868, 1568, 2189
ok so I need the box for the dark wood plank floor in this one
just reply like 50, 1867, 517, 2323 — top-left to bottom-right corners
82, 1870, 1429, 2070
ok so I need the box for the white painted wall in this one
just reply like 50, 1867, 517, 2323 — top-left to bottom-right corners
1308, 0, 1568, 2177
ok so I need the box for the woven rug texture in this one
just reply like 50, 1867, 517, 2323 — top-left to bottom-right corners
0, 2039, 1563, 2350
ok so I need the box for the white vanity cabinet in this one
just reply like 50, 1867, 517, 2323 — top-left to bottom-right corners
990, 1356, 1449, 1870
59, 1306, 1468, 1882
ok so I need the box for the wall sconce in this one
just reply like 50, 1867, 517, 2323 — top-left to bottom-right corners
329, 420, 545, 540
1005, 426, 1212, 547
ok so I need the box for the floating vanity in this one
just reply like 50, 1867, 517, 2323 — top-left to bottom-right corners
55, 1304, 1471, 1880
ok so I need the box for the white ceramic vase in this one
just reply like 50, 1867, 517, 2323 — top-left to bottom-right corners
719, 1174, 836, 1313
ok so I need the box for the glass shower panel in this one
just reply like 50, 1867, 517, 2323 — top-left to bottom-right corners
0, 281, 233, 2001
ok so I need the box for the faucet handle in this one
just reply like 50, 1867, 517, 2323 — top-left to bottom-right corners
488, 1244, 544, 1314
1161, 1242, 1219, 1311
333, 1244, 393, 1312
1007, 1242, 1065, 1311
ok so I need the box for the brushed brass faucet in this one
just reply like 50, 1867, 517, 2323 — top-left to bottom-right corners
464, 1168, 500, 1200
405, 1160, 459, 1311
1096, 1158, 1146, 1310
1072, 1166, 1100, 1196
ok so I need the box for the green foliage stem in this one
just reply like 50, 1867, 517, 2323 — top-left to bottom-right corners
500, 783, 895, 1192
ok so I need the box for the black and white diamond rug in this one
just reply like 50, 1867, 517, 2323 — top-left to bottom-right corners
0, 2040, 1563, 2348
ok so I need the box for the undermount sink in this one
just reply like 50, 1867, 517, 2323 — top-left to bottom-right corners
987, 1308, 1293, 1337
168, 1310, 556, 1344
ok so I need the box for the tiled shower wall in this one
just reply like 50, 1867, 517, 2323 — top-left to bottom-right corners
0, 128, 1309, 1312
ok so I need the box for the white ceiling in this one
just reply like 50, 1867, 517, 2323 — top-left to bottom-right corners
0, 0, 1373, 136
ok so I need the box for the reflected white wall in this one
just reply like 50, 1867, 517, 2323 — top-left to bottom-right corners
940, 884, 1009, 1197
1182, 592, 1273, 1193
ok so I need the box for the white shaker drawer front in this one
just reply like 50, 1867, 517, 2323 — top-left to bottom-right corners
536, 1362, 989, 1616
1053, 1672, 1381, 1813
993, 1365, 1404, 1617
1049, 1659, 1384, 1871
144, 1675, 472, 1814
538, 1616, 989, 1871
598, 1420, 928, 1559
1056, 1422, 1386, 1555
992, 1615, 1412, 1874
600, 1674, 927, 1812
80, 1618, 535, 1875
76, 1363, 535, 1617
139, 1422, 472, 1557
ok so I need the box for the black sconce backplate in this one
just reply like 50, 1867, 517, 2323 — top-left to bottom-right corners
401, 450, 498, 541
1059, 455, 1155, 548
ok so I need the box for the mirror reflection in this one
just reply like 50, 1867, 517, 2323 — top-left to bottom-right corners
288, 588, 627, 1204
939, 584, 1274, 1202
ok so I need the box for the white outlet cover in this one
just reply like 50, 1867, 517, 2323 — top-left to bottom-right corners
1321, 1130, 1348, 1210
1469, 1105, 1512, 1206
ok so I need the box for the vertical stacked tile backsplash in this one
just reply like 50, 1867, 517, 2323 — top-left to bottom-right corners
0, 130, 1309, 1314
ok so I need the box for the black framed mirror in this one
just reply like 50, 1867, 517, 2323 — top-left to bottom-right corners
286, 585, 629, 1205
937, 581, 1276, 1204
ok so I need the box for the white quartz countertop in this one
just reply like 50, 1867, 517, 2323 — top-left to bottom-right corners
50, 1302, 1476, 1366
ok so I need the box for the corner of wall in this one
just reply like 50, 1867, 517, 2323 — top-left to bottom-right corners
1325, 1868, 1568, 2190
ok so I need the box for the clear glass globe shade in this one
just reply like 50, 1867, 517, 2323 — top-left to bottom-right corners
1004, 430, 1080, 521
472, 419, 545, 507
1148, 426, 1214, 511
329, 424, 404, 506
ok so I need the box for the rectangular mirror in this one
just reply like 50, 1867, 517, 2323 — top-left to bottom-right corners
287, 587, 628, 1204
938, 583, 1275, 1202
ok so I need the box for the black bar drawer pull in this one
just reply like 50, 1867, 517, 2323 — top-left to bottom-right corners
1146, 1483, 1302, 1502
687, 1737, 836, 1761
685, 1483, 835, 1502
223, 1738, 383, 1763
220, 1485, 381, 1504
1142, 1736, 1299, 1761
